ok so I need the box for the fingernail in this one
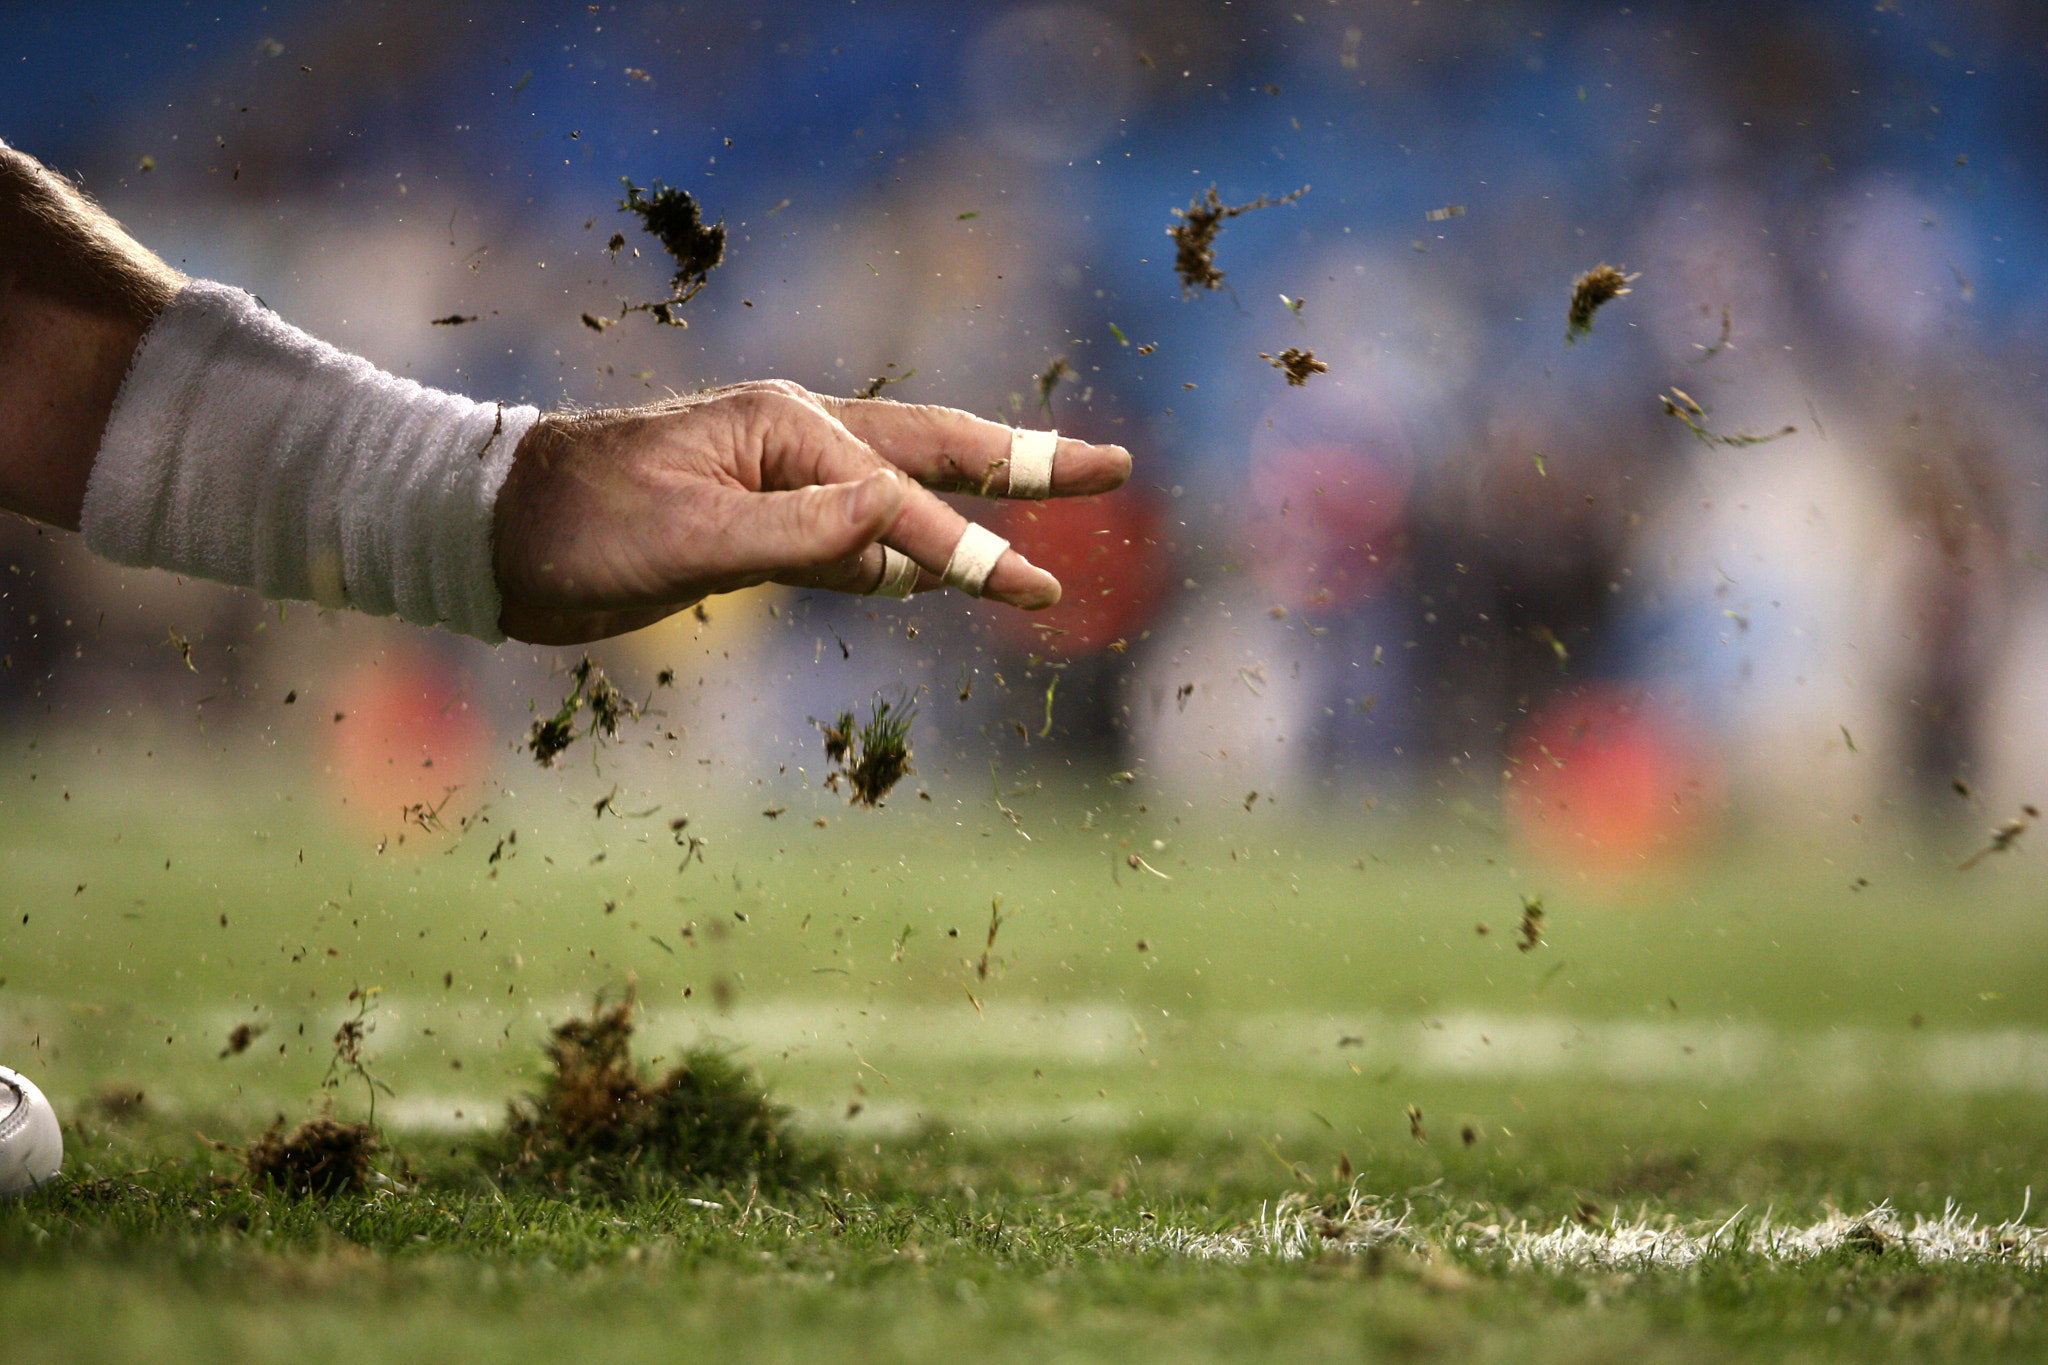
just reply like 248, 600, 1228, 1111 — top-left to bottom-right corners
842, 472, 879, 524
1009, 553, 1061, 609
848, 470, 902, 526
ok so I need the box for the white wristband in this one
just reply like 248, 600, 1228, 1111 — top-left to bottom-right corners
81, 280, 540, 642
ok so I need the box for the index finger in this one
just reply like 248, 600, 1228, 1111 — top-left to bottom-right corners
747, 396, 1062, 610
806, 397, 1132, 500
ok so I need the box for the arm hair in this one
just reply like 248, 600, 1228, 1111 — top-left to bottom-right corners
0, 145, 185, 530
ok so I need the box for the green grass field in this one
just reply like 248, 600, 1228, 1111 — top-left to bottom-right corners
6, 731, 2048, 1362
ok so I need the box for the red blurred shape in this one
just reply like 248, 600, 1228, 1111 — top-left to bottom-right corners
994, 491, 1171, 658
1504, 684, 1720, 874
324, 650, 491, 836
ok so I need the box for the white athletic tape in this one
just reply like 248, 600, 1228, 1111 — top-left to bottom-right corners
1006, 427, 1057, 499
82, 280, 539, 642
872, 546, 920, 598
940, 522, 1009, 597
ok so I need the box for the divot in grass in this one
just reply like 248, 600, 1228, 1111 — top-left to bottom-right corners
244, 1114, 379, 1197
489, 991, 834, 1197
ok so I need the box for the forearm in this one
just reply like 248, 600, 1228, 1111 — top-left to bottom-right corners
0, 144, 184, 530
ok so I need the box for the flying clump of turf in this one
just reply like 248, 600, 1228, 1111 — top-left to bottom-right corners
490, 994, 832, 1196
616, 177, 725, 327
526, 654, 639, 767
819, 692, 916, 807
1166, 183, 1310, 294
1565, 262, 1635, 341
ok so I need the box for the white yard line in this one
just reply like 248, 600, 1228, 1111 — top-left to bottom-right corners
14, 997, 2048, 1133
611, 1001, 2048, 1093
1135, 1193, 2048, 1270
24, 995, 2048, 1094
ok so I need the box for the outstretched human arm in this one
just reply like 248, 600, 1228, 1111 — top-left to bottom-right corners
0, 143, 1131, 644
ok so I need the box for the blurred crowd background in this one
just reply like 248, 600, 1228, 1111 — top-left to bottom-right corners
4, 0, 2046, 872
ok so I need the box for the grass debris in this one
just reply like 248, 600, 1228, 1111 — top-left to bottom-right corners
245, 1115, 379, 1197
1033, 356, 1075, 415
491, 993, 830, 1196
1168, 184, 1310, 294
853, 365, 916, 400
1566, 263, 1636, 341
1659, 388, 1797, 448
1959, 804, 2039, 870
1517, 894, 1546, 953
1261, 347, 1328, 386
614, 177, 725, 326
819, 693, 916, 807
528, 655, 639, 767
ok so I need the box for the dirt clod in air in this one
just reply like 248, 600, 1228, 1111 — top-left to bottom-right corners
1516, 894, 1546, 953
491, 992, 829, 1195
528, 655, 640, 767
1168, 183, 1310, 293
220, 1021, 267, 1058
1262, 347, 1328, 386
245, 1115, 379, 1197
615, 177, 726, 326
1566, 263, 1635, 341
819, 693, 916, 807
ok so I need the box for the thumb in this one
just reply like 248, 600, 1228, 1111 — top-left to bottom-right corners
737, 468, 904, 572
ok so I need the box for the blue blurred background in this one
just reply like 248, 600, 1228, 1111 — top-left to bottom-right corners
4, 0, 2047, 872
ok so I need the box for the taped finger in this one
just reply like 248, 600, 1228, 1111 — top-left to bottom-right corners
941, 523, 1010, 598
1006, 427, 1056, 499
871, 545, 920, 598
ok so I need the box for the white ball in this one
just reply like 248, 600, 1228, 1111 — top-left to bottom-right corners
0, 1066, 62, 1198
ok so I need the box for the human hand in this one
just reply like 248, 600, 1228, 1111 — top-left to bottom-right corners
491, 379, 1133, 645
